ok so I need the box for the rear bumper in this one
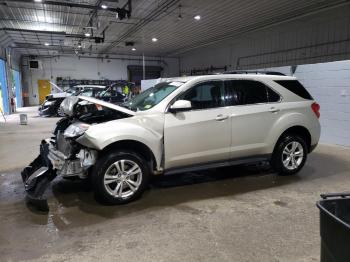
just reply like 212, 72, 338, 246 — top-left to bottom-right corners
310, 143, 318, 153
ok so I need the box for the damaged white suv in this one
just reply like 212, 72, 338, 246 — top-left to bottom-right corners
22, 72, 320, 210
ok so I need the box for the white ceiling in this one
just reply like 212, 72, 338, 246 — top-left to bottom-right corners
0, 0, 348, 57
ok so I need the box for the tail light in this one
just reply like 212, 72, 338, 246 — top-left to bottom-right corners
311, 102, 320, 118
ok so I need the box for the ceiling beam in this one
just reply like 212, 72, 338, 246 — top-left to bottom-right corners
0, 0, 128, 14
0, 28, 104, 41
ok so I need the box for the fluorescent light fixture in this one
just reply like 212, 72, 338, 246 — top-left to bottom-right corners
101, 4, 108, 9
84, 32, 91, 37
194, 15, 201, 20
131, 47, 136, 51
34, 0, 42, 2
152, 37, 158, 42
44, 42, 50, 46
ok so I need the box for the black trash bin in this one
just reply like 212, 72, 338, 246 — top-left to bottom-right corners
317, 193, 350, 262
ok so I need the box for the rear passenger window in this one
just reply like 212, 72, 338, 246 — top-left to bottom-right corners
179, 81, 224, 110
267, 87, 280, 102
225, 80, 277, 106
275, 80, 313, 100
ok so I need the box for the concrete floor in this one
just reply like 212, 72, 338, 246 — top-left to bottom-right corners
1, 107, 350, 262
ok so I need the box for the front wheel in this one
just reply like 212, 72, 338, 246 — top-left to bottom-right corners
271, 135, 308, 176
92, 151, 150, 204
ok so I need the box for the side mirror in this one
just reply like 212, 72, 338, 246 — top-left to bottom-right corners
169, 100, 192, 113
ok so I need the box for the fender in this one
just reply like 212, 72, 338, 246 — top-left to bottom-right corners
266, 109, 320, 153
77, 115, 164, 169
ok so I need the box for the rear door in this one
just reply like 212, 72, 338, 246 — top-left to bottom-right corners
224, 80, 281, 158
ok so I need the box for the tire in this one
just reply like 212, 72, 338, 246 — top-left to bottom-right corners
91, 151, 150, 205
271, 135, 308, 176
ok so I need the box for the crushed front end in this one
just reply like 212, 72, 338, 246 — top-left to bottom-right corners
22, 96, 131, 211
21, 131, 98, 211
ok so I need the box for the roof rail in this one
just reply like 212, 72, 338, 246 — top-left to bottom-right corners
223, 70, 286, 76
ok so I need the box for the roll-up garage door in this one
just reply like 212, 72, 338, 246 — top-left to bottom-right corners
127, 65, 163, 86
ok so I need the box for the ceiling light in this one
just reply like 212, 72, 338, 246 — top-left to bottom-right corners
152, 38, 158, 42
44, 42, 50, 46
34, 0, 42, 2
101, 4, 108, 9
131, 47, 136, 51
85, 32, 91, 37
194, 15, 201, 20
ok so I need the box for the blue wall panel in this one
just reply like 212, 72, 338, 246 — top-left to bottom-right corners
0, 59, 9, 114
13, 70, 22, 107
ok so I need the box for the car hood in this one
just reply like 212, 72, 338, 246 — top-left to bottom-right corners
78, 96, 136, 116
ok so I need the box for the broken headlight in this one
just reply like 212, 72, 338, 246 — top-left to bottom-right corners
64, 122, 90, 138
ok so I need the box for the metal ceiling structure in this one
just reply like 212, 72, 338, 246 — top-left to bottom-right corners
0, 0, 349, 57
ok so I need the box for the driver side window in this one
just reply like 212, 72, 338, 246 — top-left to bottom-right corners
179, 81, 224, 110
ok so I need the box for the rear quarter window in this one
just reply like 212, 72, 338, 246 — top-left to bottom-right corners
275, 80, 313, 100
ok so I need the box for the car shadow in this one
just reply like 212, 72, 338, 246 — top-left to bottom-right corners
37, 150, 348, 230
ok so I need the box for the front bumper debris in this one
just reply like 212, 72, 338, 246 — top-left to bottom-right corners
21, 141, 56, 211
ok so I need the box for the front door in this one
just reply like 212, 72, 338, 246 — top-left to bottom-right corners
38, 80, 51, 104
164, 81, 231, 170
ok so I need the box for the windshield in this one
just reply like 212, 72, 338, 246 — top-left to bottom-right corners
123, 81, 184, 111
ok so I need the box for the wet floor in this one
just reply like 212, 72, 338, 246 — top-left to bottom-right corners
1, 109, 350, 261
1, 144, 350, 262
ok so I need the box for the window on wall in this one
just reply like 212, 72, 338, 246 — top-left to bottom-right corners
179, 81, 224, 110
224, 80, 280, 106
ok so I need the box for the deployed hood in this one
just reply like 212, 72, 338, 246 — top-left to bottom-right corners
49, 92, 69, 99
50, 81, 64, 93
78, 96, 136, 116
60, 96, 136, 117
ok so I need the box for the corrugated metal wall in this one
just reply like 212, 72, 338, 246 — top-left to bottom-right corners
180, 4, 350, 72
178, 4, 350, 147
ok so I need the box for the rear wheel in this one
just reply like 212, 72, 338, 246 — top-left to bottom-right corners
92, 151, 150, 204
271, 135, 308, 175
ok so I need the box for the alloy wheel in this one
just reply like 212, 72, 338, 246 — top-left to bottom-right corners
282, 141, 304, 170
103, 159, 142, 199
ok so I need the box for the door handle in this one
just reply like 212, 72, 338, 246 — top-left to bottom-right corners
269, 107, 280, 113
215, 114, 228, 121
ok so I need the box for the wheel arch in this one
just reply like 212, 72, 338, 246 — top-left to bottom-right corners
100, 140, 158, 173
274, 125, 312, 152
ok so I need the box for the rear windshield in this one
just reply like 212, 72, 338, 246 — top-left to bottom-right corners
275, 80, 313, 100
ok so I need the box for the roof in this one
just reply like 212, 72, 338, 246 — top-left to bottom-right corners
165, 74, 296, 83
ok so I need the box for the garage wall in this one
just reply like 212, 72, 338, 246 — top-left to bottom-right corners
179, 4, 350, 73
22, 55, 179, 105
177, 4, 350, 147
0, 47, 22, 114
